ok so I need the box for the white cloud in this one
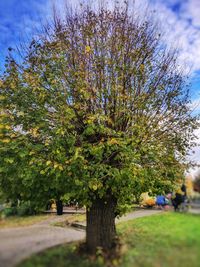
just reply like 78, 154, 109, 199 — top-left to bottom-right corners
181, 0, 200, 28
187, 122, 200, 166
33, 0, 200, 76
141, 0, 200, 74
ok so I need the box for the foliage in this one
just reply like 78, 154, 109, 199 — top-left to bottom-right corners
16, 201, 38, 216
1, 201, 41, 217
2, 207, 18, 217
0, 2, 198, 247
193, 171, 200, 193
18, 213, 200, 267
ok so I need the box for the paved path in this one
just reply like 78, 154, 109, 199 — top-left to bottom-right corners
118, 209, 163, 223
0, 210, 162, 267
72, 209, 163, 229
0, 215, 85, 267
188, 208, 200, 214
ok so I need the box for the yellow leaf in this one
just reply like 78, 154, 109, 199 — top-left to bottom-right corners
46, 160, 51, 166
1, 139, 10, 143
40, 170, 45, 175
17, 111, 24, 117
54, 163, 59, 169
92, 185, 98, 191
10, 83, 15, 89
85, 45, 91, 53
0, 124, 11, 130
140, 64, 145, 72
109, 138, 119, 145
45, 141, 50, 146
58, 165, 63, 171
29, 151, 35, 155
32, 128, 38, 137
60, 130, 65, 136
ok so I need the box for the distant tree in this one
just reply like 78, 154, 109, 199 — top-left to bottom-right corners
194, 171, 200, 193
0, 3, 198, 254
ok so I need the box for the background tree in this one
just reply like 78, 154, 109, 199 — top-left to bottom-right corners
0, 3, 198, 253
194, 171, 200, 193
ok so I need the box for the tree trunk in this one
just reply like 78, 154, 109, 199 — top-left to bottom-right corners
86, 196, 117, 254
56, 199, 63, 215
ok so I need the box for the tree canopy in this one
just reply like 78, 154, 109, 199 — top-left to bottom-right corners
194, 171, 200, 193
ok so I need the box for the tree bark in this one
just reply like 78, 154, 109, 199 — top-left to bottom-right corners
56, 199, 63, 215
86, 196, 117, 254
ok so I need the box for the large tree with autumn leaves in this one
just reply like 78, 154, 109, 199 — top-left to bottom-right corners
0, 2, 198, 253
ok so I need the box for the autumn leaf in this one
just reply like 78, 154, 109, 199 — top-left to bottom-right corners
85, 45, 91, 53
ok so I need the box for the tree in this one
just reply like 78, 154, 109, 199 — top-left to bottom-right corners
0, 3, 198, 253
194, 171, 200, 193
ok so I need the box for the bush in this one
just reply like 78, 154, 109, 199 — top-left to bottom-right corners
1, 201, 38, 217
2, 207, 18, 217
17, 201, 37, 216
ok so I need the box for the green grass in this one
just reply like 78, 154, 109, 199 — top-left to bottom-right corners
18, 212, 200, 267
0, 214, 52, 228
118, 212, 200, 267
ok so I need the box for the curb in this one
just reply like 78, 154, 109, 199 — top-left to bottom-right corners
71, 222, 86, 230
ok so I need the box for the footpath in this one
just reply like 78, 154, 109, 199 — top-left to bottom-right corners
0, 209, 162, 267
72, 209, 162, 229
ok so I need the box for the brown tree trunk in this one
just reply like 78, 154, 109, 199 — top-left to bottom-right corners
86, 196, 117, 254
56, 199, 63, 215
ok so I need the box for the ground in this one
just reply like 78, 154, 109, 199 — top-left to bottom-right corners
17, 212, 200, 267
0, 214, 85, 267
0, 209, 161, 267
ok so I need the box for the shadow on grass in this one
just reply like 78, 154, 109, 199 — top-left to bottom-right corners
18, 242, 105, 267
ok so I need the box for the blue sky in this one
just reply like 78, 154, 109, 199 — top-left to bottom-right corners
0, 0, 50, 68
0, 0, 200, 170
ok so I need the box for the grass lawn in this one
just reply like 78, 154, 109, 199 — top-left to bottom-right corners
0, 213, 86, 228
0, 214, 52, 228
18, 212, 200, 267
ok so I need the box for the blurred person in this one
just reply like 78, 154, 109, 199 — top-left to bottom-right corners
181, 183, 187, 201
156, 195, 167, 209
171, 189, 184, 211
